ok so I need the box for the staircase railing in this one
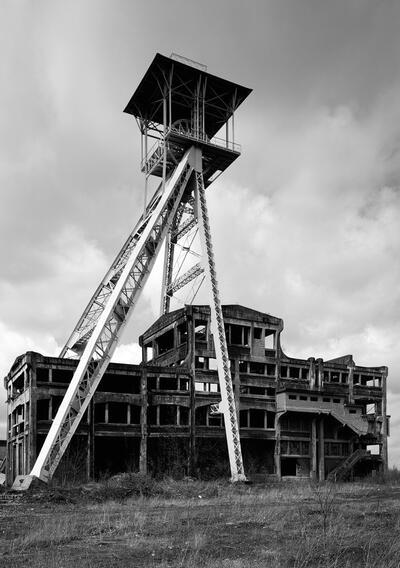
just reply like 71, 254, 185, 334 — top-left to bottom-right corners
328, 449, 369, 482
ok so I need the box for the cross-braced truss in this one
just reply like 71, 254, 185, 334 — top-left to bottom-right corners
30, 149, 194, 481
17, 53, 251, 487
27, 145, 246, 483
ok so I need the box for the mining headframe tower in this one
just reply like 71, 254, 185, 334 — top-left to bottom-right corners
6, 54, 388, 488
12, 53, 252, 488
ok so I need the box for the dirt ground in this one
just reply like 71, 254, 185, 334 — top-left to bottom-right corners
2, 480, 400, 568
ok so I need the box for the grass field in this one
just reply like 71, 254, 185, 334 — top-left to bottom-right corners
2, 475, 400, 568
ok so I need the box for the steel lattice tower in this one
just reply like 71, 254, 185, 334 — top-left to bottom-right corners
14, 53, 252, 488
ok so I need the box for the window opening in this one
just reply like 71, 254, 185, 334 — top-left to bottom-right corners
108, 402, 128, 424
177, 323, 188, 344
159, 376, 178, 390
254, 327, 262, 340
37, 399, 50, 421
249, 362, 265, 375
264, 332, 275, 350
156, 329, 174, 354
266, 364, 275, 376
194, 320, 207, 341
159, 405, 177, 425
130, 405, 141, 424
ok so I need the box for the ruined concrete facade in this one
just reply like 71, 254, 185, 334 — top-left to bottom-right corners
5, 305, 388, 484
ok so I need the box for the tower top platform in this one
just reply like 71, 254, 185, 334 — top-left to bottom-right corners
124, 53, 252, 138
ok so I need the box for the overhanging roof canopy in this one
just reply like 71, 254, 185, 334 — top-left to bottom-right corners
124, 53, 252, 138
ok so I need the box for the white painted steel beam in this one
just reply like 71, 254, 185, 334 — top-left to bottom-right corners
29, 148, 195, 481
193, 159, 246, 482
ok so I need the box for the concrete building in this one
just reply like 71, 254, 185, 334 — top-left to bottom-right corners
4, 304, 388, 484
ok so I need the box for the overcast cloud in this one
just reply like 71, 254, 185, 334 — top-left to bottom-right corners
1, 0, 400, 464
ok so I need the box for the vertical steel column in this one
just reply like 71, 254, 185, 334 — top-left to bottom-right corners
162, 96, 167, 191
143, 122, 148, 219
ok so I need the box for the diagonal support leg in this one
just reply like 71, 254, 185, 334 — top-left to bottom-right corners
194, 156, 246, 482
26, 148, 196, 483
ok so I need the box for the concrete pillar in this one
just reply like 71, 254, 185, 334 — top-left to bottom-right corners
28, 365, 37, 473
347, 362, 355, 404
87, 399, 95, 480
381, 367, 388, 474
308, 358, 316, 389
316, 359, 324, 391
318, 416, 325, 481
274, 412, 282, 479
311, 417, 317, 480
188, 313, 197, 477
139, 366, 148, 475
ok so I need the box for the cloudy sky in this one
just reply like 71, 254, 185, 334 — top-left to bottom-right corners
1, 1, 400, 464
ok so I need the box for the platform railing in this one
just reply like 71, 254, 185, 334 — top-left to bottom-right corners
141, 127, 241, 172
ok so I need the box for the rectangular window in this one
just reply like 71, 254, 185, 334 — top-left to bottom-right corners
179, 406, 189, 426
94, 403, 106, 423
52, 369, 73, 384
254, 327, 262, 340
249, 409, 265, 428
264, 332, 274, 350
36, 368, 49, 382
37, 399, 50, 421
289, 395, 297, 400
108, 402, 128, 424
156, 329, 174, 354
228, 324, 250, 346
248, 386, 266, 395
145, 345, 154, 361
249, 362, 265, 375
159, 377, 178, 390
177, 323, 188, 345
208, 414, 222, 427
194, 320, 207, 342
159, 405, 177, 426
148, 376, 157, 390
195, 356, 206, 369
266, 364, 275, 376
130, 405, 141, 424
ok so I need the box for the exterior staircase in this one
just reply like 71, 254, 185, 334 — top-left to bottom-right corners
327, 449, 369, 482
